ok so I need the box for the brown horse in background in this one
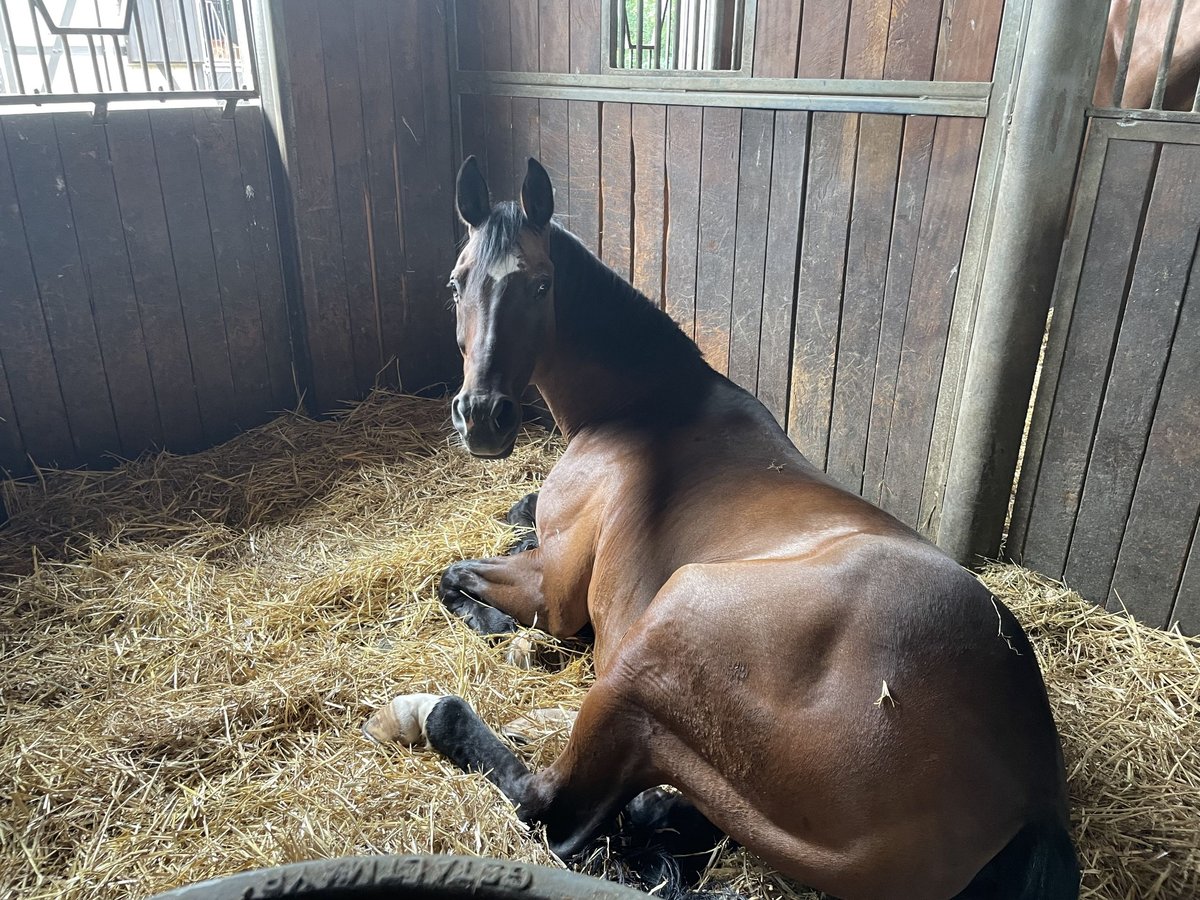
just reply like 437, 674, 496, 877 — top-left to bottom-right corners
365, 158, 1076, 900
1097, 0, 1200, 109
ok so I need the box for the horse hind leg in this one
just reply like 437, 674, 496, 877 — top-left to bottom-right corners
613, 787, 729, 892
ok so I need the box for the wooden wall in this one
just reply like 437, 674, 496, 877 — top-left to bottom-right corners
0, 106, 294, 476
452, 0, 1004, 535
1011, 130, 1200, 632
264, 0, 461, 413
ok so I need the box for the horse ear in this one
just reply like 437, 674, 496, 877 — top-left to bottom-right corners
456, 156, 491, 229
520, 158, 554, 230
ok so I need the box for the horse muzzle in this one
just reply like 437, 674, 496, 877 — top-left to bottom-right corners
451, 390, 520, 458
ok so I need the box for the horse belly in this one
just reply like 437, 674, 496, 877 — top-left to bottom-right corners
614, 544, 1061, 899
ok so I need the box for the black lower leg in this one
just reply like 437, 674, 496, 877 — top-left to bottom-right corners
438, 562, 519, 635
424, 696, 536, 810
506, 492, 539, 555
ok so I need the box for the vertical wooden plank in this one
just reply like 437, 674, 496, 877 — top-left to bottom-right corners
193, 107, 276, 425
0, 358, 25, 474
481, 0, 515, 187
567, 101, 600, 248
825, 114, 902, 494
1111, 264, 1200, 627
150, 108, 241, 441
599, 101, 633, 279
277, 0, 356, 410
391, 0, 460, 391
695, 107, 742, 374
511, 0, 539, 73
796, 0, 851, 78
756, 111, 809, 426
105, 111, 205, 452
862, 115, 936, 506
663, 105, 702, 336
460, 93, 490, 171
787, 112, 858, 467
319, 0, 381, 393
2, 115, 121, 461
352, 0, 404, 390
843, 0, 891, 79
1065, 143, 1200, 605
882, 0, 943, 80
879, 116, 982, 528
727, 109, 774, 393
1174, 530, 1200, 634
54, 112, 162, 457
569, 0, 601, 74
567, 0, 600, 241
1019, 141, 1158, 576
0, 119, 74, 467
512, 0, 542, 186
456, 0, 485, 70
538, 0, 570, 73
934, 0, 1005, 81
631, 104, 667, 306
751, 0, 801, 77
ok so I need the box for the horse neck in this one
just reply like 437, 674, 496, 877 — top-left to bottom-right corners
533, 228, 710, 439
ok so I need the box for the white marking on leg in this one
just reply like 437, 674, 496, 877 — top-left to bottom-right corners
488, 253, 521, 282
362, 693, 442, 746
506, 634, 536, 669
502, 707, 578, 743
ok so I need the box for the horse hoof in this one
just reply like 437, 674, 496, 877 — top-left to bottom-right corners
362, 693, 442, 745
506, 634, 536, 669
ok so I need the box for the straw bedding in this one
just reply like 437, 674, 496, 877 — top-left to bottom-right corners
1, 391, 1197, 900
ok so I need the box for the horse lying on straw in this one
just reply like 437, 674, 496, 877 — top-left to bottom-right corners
365, 158, 1076, 900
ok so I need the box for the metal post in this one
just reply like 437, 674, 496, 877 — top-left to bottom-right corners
936, 0, 1110, 565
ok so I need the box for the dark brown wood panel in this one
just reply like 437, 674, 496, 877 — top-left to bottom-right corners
460, 93, 490, 173
844, 0, 891, 79
539, 0, 570, 74
105, 111, 206, 452
631, 104, 667, 306
879, 115, 982, 527
1016, 141, 1159, 576
695, 107, 743, 375
354, 0, 406, 389
150, 109, 243, 441
54, 112, 162, 457
788, 112, 859, 466
826, 113, 902, 494
539, 99, 571, 223
599, 102, 633, 279
0, 360, 24, 475
1110, 258, 1200, 626
751, 0, 802, 77
569, 0, 601, 75
513, 98, 543, 189
193, 107, 276, 425
1175, 532, 1200, 634
0, 118, 75, 468
797, 0, 851, 78
756, 111, 809, 426
861, 116, 936, 506
567, 101, 601, 248
727, 109, 774, 393
511, 0, 540, 73
1065, 143, 1200, 605
663, 105, 703, 339
935, 0, 1006, 81
319, 0, 381, 391
5, 115, 123, 460
883, 0, 944, 80
456, 0, 485, 70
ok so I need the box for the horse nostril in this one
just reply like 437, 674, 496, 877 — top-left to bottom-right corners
491, 397, 518, 435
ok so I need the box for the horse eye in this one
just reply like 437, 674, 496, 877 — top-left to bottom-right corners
448, 279, 461, 300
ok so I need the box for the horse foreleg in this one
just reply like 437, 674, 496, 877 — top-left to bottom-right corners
505, 491, 539, 554
364, 683, 652, 860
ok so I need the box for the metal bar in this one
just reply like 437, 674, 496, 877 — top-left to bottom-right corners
1111, 0, 1141, 106
150, 0, 176, 89
937, 0, 1111, 565
0, 0, 26, 93
32, 0, 137, 35
1194, 80, 1200, 114
178, 0, 197, 89
86, 33, 102, 90
221, 0, 240, 88
728, 0, 743, 69
738, 0, 757, 75
110, 33, 127, 90
1150, 0, 1185, 110
458, 69, 992, 98
669, 0, 681, 68
130, 0, 153, 90
200, 0, 219, 91
616, 0, 627, 68
237, 0, 257, 90
635, 0, 644, 69
689, 0, 701, 69
28, 0, 53, 92
1088, 105, 1200, 125
0, 87, 256, 105
653, 0, 663, 69
1088, 113, 1200, 142
60, 31, 80, 92
457, 79, 988, 117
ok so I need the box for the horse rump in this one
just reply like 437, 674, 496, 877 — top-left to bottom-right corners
956, 817, 1080, 900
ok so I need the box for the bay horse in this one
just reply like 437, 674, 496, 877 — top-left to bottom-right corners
364, 158, 1076, 900
1096, 0, 1200, 110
